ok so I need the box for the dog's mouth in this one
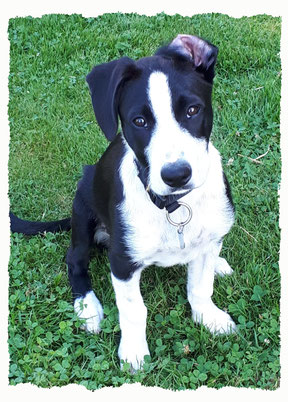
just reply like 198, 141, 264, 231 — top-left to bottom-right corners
156, 183, 194, 197
170, 184, 193, 194
158, 179, 208, 197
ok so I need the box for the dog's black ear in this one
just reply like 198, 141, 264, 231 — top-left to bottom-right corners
86, 57, 136, 141
169, 34, 218, 83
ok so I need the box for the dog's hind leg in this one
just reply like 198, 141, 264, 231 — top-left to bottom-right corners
214, 257, 234, 276
67, 203, 104, 334
213, 241, 234, 277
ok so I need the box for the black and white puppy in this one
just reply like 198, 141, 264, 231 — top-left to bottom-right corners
10, 34, 236, 371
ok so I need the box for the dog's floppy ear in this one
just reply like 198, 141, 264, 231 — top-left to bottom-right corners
86, 57, 136, 141
169, 34, 218, 83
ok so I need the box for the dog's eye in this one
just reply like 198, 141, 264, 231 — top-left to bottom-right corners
133, 117, 147, 127
186, 105, 200, 118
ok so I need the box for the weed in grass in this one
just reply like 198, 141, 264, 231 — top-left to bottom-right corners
8, 13, 281, 390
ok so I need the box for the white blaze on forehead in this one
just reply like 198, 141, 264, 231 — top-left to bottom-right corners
147, 71, 174, 126
146, 70, 183, 163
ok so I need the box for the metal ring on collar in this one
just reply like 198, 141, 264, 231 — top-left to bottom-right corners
166, 201, 193, 227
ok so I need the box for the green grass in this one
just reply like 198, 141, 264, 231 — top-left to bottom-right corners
8, 13, 281, 390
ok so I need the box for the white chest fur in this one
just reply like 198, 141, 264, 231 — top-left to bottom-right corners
118, 140, 234, 268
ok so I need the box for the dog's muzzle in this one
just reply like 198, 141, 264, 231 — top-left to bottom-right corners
161, 160, 192, 188
135, 159, 192, 213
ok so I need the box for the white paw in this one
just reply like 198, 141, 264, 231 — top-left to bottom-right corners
192, 301, 237, 335
214, 257, 234, 277
74, 290, 104, 334
118, 338, 150, 372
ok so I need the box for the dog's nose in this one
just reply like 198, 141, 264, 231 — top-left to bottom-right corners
161, 160, 192, 188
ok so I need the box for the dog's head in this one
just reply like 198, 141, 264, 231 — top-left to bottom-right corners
86, 34, 218, 196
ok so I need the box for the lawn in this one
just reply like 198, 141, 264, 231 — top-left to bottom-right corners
8, 13, 281, 390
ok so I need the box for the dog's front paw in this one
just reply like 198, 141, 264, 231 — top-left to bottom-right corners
192, 301, 236, 335
118, 338, 150, 373
214, 257, 234, 277
74, 291, 104, 334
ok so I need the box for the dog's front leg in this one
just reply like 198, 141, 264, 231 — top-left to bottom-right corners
187, 245, 236, 334
110, 264, 149, 372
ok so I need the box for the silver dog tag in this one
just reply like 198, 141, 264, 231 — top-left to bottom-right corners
166, 201, 192, 250
177, 225, 185, 249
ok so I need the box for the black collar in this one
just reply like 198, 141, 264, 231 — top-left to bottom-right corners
135, 160, 192, 213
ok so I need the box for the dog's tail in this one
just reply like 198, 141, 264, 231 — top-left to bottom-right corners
10, 212, 71, 235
